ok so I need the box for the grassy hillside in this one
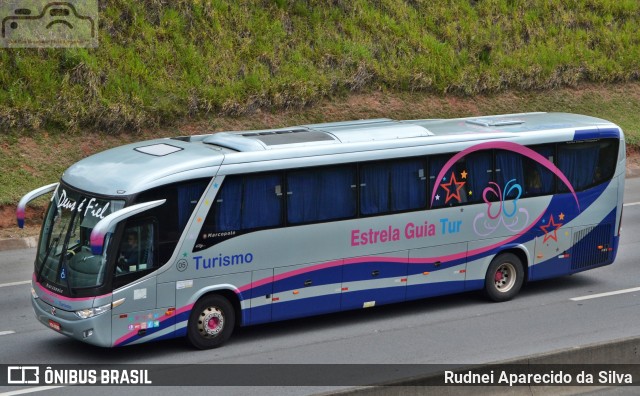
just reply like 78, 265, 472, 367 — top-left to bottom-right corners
1, 0, 640, 133
2, 82, 640, 211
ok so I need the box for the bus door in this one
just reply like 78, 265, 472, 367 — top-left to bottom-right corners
407, 243, 467, 300
110, 221, 166, 345
341, 251, 408, 310
271, 261, 343, 321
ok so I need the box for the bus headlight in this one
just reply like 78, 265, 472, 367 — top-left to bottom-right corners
75, 303, 112, 319
31, 287, 38, 299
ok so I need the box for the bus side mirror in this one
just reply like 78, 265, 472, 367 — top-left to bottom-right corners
17, 183, 59, 228
90, 199, 165, 255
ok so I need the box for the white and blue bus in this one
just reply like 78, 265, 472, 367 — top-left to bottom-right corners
18, 112, 625, 349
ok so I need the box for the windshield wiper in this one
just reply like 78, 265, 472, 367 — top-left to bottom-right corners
37, 215, 70, 286
37, 233, 61, 279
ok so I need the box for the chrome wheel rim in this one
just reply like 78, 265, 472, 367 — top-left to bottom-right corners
494, 262, 516, 293
198, 306, 224, 338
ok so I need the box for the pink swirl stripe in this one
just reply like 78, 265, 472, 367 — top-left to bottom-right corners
430, 141, 579, 210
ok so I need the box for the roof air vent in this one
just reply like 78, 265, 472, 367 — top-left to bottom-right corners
466, 118, 524, 127
134, 143, 183, 156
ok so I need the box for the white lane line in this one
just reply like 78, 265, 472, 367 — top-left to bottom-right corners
571, 286, 640, 301
623, 201, 640, 207
0, 280, 30, 288
0, 386, 65, 396
0, 330, 15, 336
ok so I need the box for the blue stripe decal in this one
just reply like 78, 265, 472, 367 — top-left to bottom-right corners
272, 294, 341, 321
342, 261, 406, 282
247, 305, 272, 325
406, 280, 466, 300
273, 266, 342, 294
574, 128, 620, 141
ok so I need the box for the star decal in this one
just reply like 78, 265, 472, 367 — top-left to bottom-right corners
559, 212, 565, 221
540, 214, 563, 243
468, 190, 473, 196
435, 194, 440, 201
461, 170, 468, 179
440, 172, 465, 204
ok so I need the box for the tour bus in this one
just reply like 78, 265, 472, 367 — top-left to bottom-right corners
18, 112, 625, 349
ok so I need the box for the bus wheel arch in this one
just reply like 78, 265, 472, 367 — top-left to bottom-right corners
483, 251, 526, 302
502, 247, 529, 284
187, 291, 238, 349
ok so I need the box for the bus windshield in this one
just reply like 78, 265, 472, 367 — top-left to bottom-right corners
36, 185, 124, 292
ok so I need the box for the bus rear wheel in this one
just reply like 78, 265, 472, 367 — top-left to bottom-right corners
484, 253, 524, 302
187, 294, 235, 349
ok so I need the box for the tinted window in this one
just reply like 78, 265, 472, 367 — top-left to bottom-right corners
210, 172, 284, 232
360, 158, 426, 215
524, 145, 556, 196
496, 146, 561, 200
464, 151, 493, 203
558, 139, 618, 192
135, 179, 208, 263
430, 154, 456, 208
287, 165, 356, 224
431, 151, 491, 207
495, 150, 524, 200
116, 222, 156, 275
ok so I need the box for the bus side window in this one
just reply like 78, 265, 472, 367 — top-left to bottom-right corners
429, 154, 454, 208
430, 152, 490, 207
210, 172, 283, 232
557, 139, 617, 192
287, 165, 356, 224
360, 158, 426, 215
135, 179, 208, 264
464, 151, 492, 203
524, 145, 556, 197
495, 150, 524, 200
240, 173, 283, 229
116, 221, 155, 275
594, 139, 618, 185
195, 172, 284, 250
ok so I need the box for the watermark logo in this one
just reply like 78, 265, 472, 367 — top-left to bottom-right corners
7, 366, 40, 384
0, 1, 98, 48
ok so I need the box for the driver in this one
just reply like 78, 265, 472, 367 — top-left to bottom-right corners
118, 232, 138, 272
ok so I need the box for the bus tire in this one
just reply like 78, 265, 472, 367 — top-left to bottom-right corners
187, 294, 235, 349
484, 253, 524, 302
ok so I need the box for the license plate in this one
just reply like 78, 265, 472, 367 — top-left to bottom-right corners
48, 319, 61, 332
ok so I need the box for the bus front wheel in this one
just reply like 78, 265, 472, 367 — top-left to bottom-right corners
484, 253, 524, 302
187, 294, 235, 349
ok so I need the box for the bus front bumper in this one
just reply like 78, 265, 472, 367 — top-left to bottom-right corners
32, 296, 112, 347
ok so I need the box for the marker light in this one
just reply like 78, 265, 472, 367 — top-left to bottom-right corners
75, 303, 112, 319
31, 287, 39, 299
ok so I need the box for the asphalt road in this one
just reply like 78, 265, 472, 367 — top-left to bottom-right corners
2, 178, 640, 395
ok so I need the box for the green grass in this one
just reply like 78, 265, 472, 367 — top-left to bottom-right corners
1, 0, 640, 132
2, 83, 640, 207
3, 0, 640, 209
